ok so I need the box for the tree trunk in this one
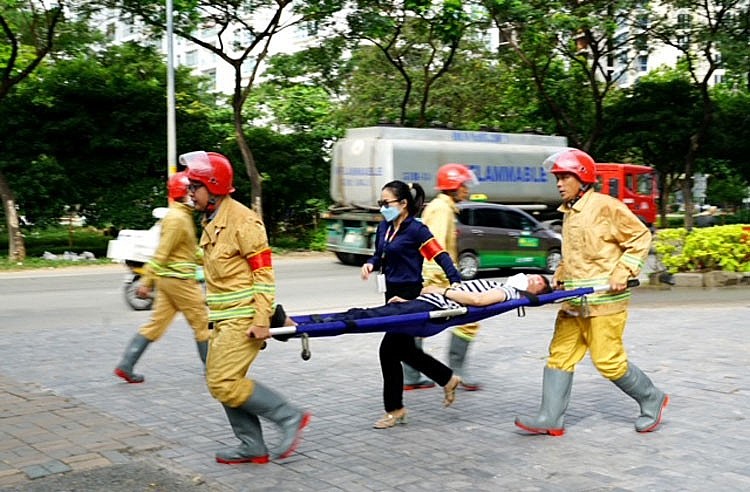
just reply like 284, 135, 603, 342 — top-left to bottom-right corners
681, 170, 694, 231
0, 170, 26, 262
233, 103, 262, 216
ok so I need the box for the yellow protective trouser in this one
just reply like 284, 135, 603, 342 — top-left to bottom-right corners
546, 310, 629, 380
422, 275, 480, 340
138, 277, 209, 343
206, 318, 266, 407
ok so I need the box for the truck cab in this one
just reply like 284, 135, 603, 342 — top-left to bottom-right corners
595, 163, 658, 227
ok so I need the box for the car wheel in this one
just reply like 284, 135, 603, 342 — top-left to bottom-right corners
545, 249, 562, 273
124, 275, 154, 311
335, 252, 368, 266
458, 252, 479, 280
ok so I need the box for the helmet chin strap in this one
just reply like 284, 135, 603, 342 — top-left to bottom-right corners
205, 195, 218, 214
565, 183, 591, 208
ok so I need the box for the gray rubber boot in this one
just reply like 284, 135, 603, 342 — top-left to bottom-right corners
448, 333, 480, 391
114, 334, 151, 383
240, 381, 311, 459
196, 340, 208, 365
215, 405, 269, 464
403, 338, 435, 389
514, 367, 573, 436
612, 363, 669, 432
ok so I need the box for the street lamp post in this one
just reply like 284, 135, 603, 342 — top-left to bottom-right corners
166, 0, 176, 178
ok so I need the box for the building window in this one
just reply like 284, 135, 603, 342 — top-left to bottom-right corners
677, 13, 691, 29
306, 20, 321, 37
635, 13, 649, 30
677, 34, 690, 50
714, 73, 724, 85
635, 34, 648, 52
638, 54, 648, 72
185, 50, 198, 67
106, 23, 116, 40
202, 69, 216, 90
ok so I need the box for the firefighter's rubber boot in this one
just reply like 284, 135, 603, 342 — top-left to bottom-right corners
215, 405, 270, 464
612, 363, 669, 432
240, 382, 311, 459
514, 367, 573, 436
114, 334, 151, 383
448, 333, 481, 391
403, 338, 435, 390
196, 340, 208, 365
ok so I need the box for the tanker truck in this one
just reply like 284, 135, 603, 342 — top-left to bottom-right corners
321, 126, 657, 266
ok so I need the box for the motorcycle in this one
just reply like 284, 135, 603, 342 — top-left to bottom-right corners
106, 208, 168, 310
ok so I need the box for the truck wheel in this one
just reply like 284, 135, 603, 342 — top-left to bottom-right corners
545, 249, 562, 274
124, 275, 154, 311
458, 252, 479, 280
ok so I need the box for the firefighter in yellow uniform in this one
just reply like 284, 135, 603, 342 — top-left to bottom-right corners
404, 164, 483, 391
114, 172, 209, 383
515, 149, 669, 436
181, 150, 310, 465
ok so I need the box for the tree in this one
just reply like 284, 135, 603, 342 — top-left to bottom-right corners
344, 0, 487, 127
650, 0, 750, 229
707, 85, 750, 184
0, 0, 88, 261
596, 68, 702, 226
0, 42, 225, 230
483, 0, 651, 151
110, 0, 345, 215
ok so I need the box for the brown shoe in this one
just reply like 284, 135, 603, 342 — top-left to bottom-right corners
373, 408, 408, 429
443, 375, 461, 407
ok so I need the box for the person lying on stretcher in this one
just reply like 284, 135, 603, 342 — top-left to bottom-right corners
271, 274, 552, 328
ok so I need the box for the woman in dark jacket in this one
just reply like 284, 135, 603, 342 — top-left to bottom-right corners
361, 180, 463, 429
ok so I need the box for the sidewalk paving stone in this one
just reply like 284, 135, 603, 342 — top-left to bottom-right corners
0, 271, 748, 491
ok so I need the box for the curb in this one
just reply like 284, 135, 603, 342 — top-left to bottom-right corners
648, 271, 750, 288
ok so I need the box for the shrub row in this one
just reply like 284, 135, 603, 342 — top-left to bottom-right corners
653, 224, 750, 273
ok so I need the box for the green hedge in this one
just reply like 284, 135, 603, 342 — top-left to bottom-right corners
653, 224, 750, 273
0, 227, 112, 258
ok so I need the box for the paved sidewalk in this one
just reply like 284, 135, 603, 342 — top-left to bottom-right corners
1, 282, 749, 491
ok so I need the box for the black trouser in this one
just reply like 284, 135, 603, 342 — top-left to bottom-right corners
379, 282, 453, 412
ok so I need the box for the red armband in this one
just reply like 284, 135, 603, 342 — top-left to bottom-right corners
247, 248, 273, 271
420, 238, 445, 261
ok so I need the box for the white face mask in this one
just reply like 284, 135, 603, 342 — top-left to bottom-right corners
505, 273, 529, 291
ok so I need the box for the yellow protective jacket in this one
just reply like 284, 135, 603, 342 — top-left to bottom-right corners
199, 197, 275, 325
553, 189, 651, 317
421, 193, 458, 287
142, 201, 199, 288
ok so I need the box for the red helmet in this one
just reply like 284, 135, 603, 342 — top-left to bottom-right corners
545, 149, 597, 185
167, 171, 190, 200
436, 163, 478, 191
179, 150, 235, 195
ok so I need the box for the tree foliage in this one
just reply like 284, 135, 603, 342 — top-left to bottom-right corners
483, 0, 649, 151
649, 0, 750, 228
106, 0, 346, 214
344, 0, 488, 127
0, 42, 223, 229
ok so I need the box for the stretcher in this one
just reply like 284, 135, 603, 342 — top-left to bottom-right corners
270, 280, 639, 360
